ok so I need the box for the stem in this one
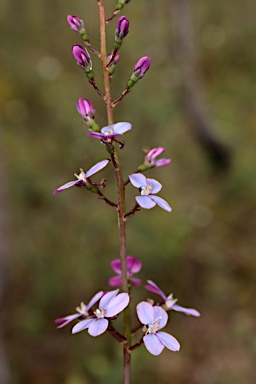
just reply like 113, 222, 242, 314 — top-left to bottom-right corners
98, 2, 131, 383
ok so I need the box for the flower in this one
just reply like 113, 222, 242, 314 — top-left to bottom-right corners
52, 159, 109, 195
145, 280, 200, 317
72, 45, 91, 69
76, 98, 95, 122
87, 122, 132, 142
109, 256, 142, 287
55, 291, 104, 329
67, 15, 84, 32
145, 147, 171, 168
72, 289, 130, 336
133, 56, 151, 79
129, 173, 172, 212
115, 16, 129, 40
136, 301, 180, 356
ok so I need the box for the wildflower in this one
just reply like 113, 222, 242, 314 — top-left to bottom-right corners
109, 256, 142, 287
129, 173, 171, 212
115, 16, 129, 41
67, 15, 84, 33
76, 98, 95, 122
127, 57, 151, 88
145, 147, 171, 168
137, 301, 180, 356
145, 280, 200, 317
87, 122, 132, 142
72, 289, 130, 336
52, 159, 109, 195
54, 291, 104, 329
72, 45, 91, 70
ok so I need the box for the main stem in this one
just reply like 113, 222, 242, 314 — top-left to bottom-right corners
98, 2, 131, 383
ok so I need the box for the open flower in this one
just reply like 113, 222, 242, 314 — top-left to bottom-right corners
54, 291, 104, 329
109, 256, 142, 287
145, 147, 171, 168
87, 122, 132, 142
137, 302, 180, 356
52, 159, 109, 195
145, 280, 200, 317
129, 173, 171, 212
72, 289, 130, 336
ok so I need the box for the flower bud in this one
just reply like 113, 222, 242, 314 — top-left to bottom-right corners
67, 15, 89, 42
72, 45, 91, 70
115, 0, 131, 11
76, 98, 100, 132
107, 54, 120, 75
127, 56, 151, 88
115, 16, 129, 41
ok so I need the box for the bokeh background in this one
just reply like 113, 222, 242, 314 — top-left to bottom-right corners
1, 0, 256, 383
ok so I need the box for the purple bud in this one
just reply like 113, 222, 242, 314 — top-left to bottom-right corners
72, 45, 91, 69
67, 15, 84, 32
134, 56, 151, 79
115, 16, 129, 40
76, 98, 95, 121
108, 54, 120, 66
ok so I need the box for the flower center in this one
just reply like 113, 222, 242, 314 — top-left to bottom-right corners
165, 294, 178, 309
75, 302, 88, 317
146, 316, 161, 334
140, 183, 153, 196
103, 127, 114, 136
94, 306, 105, 318
74, 168, 87, 182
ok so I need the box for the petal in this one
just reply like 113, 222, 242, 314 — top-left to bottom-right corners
108, 276, 122, 287
126, 256, 142, 274
88, 318, 108, 336
155, 158, 171, 167
146, 147, 165, 161
153, 306, 168, 329
99, 289, 119, 309
130, 277, 141, 286
72, 318, 94, 334
136, 196, 156, 209
55, 313, 81, 329
146, 178, 162, 194
113, 122, 132, 134
86, 291, 104, 311
157, 331, 180, 351
143, 334, 165, 356
145, 280, 167, 300
105, 292, 130, 317
85, 160, 109, 178
110, 259, 121, 274
172, 304, 201, 317
129, 173, 147, 188
87, 132, 105, 140
52, 180, 79, 195
149, 195, 172, 212
136, 301, 154, 325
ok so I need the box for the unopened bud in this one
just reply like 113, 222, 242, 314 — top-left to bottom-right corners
115, 16, 129, 48
127, 56, 151, 88
72, 45, 91, 69
76, 98, 100, 132
115, 0, 131, 11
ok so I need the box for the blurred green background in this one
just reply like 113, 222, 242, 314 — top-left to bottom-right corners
1, 0, 256, 383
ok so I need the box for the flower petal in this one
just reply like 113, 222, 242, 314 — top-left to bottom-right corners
136, 196, 156, 209
99, 289, 119, 309
85, 160, 109, 178
143, 334, 165, 356
87, 132, 105, 140
88, 318, 108, 336
136, 301, 155, 325
126, 256, 142, 274
108, 276, 122, 287
86, 291, 104, 311
110, 259, 121, 274
72, 318, 94, 334
52, 180, 79, 195
149, 195, 172, 212
55, 313, 81, 329
155, 158, 171, 167
157, 331, 180, 351
105, 292, 130, 317
146, 178, 162, 194
112, 122, 132, 134
145, 280, 167, 300
130, 277, 141, 286
153, 306, 168, 329
129, 173, 147, 188
146, 147, 165, 161
172, 304, 201, 317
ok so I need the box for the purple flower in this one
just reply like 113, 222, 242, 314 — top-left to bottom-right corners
72, 289, 130, 336
55, 291, 104, 329
137, 302, 180, 356
67, 15, 84, 32
133, 57, 151, 79
87, 122, 132, 142
115, 16, 129, 40
129, 173, 172, 212
145, 147, 171, 168
72, 45, 91, 69
76, 98, 95, 121
109, 256, 142, 287
52, 159, 109, 195
145, 280, 200, 317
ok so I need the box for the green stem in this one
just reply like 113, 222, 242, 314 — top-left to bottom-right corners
98, 2, 131, 383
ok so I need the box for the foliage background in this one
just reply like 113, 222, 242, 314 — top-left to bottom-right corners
1, 0, 256, 383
